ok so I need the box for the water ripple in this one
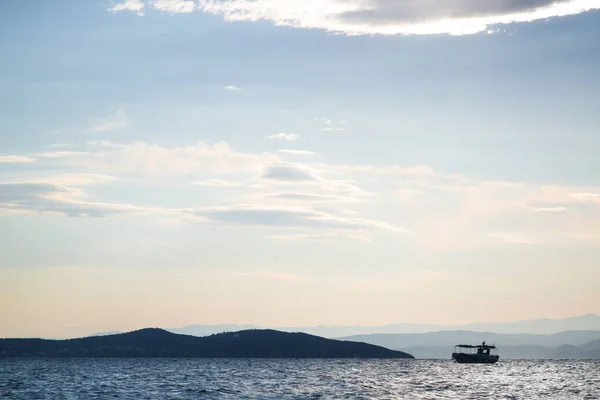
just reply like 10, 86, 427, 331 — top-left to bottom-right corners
1, 358, 599, 399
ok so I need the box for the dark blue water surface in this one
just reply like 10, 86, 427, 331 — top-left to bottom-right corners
1, 358, 598, 399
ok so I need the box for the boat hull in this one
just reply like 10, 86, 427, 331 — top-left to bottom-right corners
452, 353, 499, 364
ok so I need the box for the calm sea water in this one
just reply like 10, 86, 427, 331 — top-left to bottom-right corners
1, 358, 598, 399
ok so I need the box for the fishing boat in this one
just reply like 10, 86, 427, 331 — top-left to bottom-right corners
452, 341, 499, 364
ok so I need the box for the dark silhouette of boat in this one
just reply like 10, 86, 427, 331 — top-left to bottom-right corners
452, 341, 499, 364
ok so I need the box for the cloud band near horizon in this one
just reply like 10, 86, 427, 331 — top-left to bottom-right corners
108, 0, 600, 35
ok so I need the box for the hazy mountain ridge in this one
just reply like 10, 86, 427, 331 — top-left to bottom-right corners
337, 330, 600, 348
457, 313, 600, 335
401, 338, 600, 359
0, 328, 414, 359
336, 331, 600, 359
81, 314, 600, 360
133, 314, 600, 339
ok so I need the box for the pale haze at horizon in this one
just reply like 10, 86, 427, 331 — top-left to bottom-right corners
1, 0, 599, 338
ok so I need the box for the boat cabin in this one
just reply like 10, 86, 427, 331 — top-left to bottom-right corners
452, 341, 500, 364
454, 342, 498, 356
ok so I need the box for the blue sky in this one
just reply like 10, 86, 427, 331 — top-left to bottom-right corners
1, 0, 599, 338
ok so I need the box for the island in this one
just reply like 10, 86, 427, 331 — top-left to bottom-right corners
0, 328, 415, 359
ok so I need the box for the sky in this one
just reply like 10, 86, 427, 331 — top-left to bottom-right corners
1, 0, 600, 338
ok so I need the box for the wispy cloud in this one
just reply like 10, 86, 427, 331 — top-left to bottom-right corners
108, 0, 144, 15
187, 205, 403, 231
569, 193, 600, 203
315, 117, 347, 131
33, 174, 116, 187
278, 150, 315, 157
318, 127, 345, 132
258, 162, 378, 202
109, 0, 600, 35
260, 162, 320, 182
4, 138, 600, 248
269, 230, 373, 242
525, 206, 568, 213
192, 179, 242, 187
153, 0, 196, 13
0, 182, 150, 218
38, 140, 278, 177
317, 163, 439, 178
88, 109, 132, 133
0, 156, 36, 163
0, 173, 399, 237
257, 192, 358, 204
267, 133, 299, 141
224, 85, 241, 91
35, 151, 88, 159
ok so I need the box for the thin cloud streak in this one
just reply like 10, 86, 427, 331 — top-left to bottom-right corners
278, 150, 315, 156
0, 156, 36, 163
187, 205, 404, 231
267, 133, 300, 141
0, 182, 153, 218
318, 128, 345, 132
269, 230, 373, 242
525, 206, 568, 213
569, 193, 600, 202
192, 179, 242, 187
37, 140, 279, 177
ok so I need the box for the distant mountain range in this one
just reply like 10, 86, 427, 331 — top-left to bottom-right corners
173, 313, 600, 338
396, 342, 600, 359
82, 314, 600, 359
337, 330, 600, 348
92, 313, 600, 339
425, 342, 600, 360
337, 331, 600, 359
0, 329, 413, 359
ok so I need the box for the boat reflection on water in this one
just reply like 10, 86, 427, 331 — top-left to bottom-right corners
452, 341, 499, 364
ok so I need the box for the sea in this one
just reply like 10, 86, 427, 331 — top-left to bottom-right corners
1, 359, 598, 399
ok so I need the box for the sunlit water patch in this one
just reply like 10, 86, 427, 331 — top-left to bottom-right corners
1, 359, 599, 399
